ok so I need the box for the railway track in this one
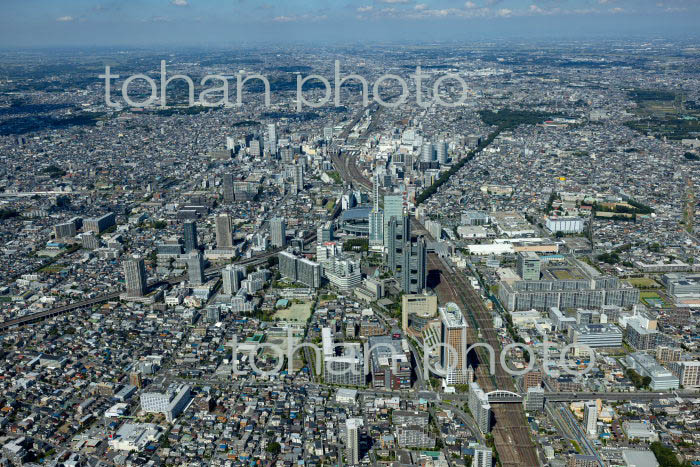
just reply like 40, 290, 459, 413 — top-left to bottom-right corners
426, 252, 539, 467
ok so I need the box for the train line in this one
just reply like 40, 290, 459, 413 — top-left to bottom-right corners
426, 252, 539, 467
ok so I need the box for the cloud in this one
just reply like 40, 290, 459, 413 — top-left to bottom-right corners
170, 0, 188, 5
56, 16, 74, 22
414, 3, 428, 10
357, 5, 374, 12
272, 14, 328, 22
609, 7, 624, 13
380, 0, 412, 4
496, 8, 512, 16
465, 1, 477, 7
146, 16, 172, 22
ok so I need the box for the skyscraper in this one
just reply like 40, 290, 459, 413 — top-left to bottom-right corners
222, 264, 244, 295
183, 221, 198, 253
584, 401, 598, 437
270, 217, 286, 248
383, 194, 404, 246
436, 141, 448, 164
346, 419, 360, 465
421, 142, 434, 162
266, 123, 277, 153
387, 215, 410, 274
468, 382, 492, 434
186, 252, 205, 286
124, 256, 147, 297
369, 174, 384, 247
401, 236, 427, 294
215, 214, 233, 249
294, 163, 304, 191
440, 303, 469, 384
223, 174, 234, 204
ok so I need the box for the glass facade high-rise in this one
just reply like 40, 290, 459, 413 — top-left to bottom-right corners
183, 221, 198, 253
383, 194, 404, 246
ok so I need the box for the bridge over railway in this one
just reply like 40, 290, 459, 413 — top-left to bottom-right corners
486, 390, 524, 403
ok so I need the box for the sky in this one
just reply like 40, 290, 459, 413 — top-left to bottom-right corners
1, 0, 699, 47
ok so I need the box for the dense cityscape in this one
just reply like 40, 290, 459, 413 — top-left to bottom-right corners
1, 4, 700, 467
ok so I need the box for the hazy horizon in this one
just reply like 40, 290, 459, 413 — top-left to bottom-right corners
1, 0, 699, 48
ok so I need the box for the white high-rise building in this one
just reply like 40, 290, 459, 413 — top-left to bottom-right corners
368, 173, 384, 248
472, 446, 493, 467
468, 382, 492, 434
584, 401, 598, 437
346, 418, 360, 465
270, 217, 286, 248
266, 123, 277, 152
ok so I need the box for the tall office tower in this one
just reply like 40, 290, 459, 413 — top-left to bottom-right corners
472, 446, 493, 467
440, 303, 469, 384
383, 194, 404, 246
468, 382, 492, 434
346, 419, 360, 465
270, 217, 287, 248
584, 401, 598, 437
266, 123, 277, 152
516, 251, 541, 281
369, 210, 384, 247
215, 214, 233, 249
124, 256, 147, 297
293, 163, 304, 191
186, 252, 205, 285
401, 236, 427, 293
387, 215, 410, 274
436, 141, 448, 164
183, 221, 198, 253
222, 173, 235, 204
421, 142, 434, 162
317, 221, 334, 243
222, 264, 244, 295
